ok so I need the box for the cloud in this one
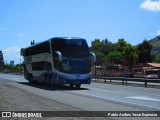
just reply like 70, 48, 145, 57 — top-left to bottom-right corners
156, 29, 160, 36
148, 29, 160, 39
3, 47, 22, 65
140, 0, 160, 12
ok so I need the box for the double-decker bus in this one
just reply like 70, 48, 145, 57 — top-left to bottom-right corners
21, 37, 96, 88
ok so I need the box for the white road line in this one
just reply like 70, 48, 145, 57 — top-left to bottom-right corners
70, 91, 160, 110
126, 96, 160, 102
87, 86, 160, 97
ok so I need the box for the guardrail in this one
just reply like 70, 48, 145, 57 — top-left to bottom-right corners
92, 76, 160, 87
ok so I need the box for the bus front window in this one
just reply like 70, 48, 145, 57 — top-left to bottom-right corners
60, 58, 91, 74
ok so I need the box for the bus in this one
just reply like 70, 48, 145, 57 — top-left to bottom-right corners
21, 37, 96, 88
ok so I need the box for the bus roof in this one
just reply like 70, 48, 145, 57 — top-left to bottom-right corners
23, 37, 85, 49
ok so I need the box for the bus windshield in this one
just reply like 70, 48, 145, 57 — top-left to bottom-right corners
51, 38, 89, 58
52, 38, 91, 74
61, 57, 91, 74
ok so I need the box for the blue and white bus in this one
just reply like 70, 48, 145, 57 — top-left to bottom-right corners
21, 37, 96, 88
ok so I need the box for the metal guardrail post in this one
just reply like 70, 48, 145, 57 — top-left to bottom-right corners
122, 80, 124, 85
96, 78, 99, 82
104, 79, 106, 83
92, 76, 160, 88
110, 79, 112, 83
125, 80, 127, 84
145, 81, 147, 87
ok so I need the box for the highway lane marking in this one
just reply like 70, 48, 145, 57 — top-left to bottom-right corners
86, 86, 160, 98
126, 96, 160, 102
70, 91, 160, 110
86, 85, 160, 97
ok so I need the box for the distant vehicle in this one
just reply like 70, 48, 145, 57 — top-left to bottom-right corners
122, 73, 134, 78
21, 37, 96, 88
146, 74, 159, 79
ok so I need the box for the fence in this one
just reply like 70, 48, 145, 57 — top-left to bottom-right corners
92, 76, 160, 87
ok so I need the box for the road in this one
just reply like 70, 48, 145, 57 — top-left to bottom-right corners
0, 73, 160, 119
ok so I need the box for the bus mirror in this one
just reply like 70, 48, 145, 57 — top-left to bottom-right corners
55, 51, 62, 62
90, 52, 96, 63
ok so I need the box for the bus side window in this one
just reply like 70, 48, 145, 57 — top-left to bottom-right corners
44, 62, 52, 71
44, 62, 48, 70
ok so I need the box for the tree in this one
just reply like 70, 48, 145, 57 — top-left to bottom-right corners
153, 56, 160, 63
138, 40, 152, 63
124, 44, 138, 68
100, 41, 117, 55
94, 51, 105, 65
116, 38, 127, 52
0, 51, 4, 66
91, 39, 101, 51
106, 51, 123, 64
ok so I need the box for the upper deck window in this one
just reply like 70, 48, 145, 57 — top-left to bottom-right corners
23, 41, 50, 56
65, 39, 82, 45
51, 38, 89, 58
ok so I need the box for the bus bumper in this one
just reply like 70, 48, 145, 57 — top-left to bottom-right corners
51, 73, 91, 85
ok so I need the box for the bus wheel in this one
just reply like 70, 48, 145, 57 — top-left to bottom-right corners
29, 74, 34, 84
50, 79, 55, 87
75, 84, 81, 88
69, 84, 74, 88
45, 76, 47, 85
45, 77, 50, 86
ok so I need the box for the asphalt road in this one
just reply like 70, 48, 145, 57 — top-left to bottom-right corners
0, 73, 160, 119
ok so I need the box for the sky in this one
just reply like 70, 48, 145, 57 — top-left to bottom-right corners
0, 0, 160, 64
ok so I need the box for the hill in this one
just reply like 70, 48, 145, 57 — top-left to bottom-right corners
149, 35, 160, 61
149, 35, 160, 46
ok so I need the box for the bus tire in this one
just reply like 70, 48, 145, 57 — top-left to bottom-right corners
69, 84, 74, 88
75, 84, 81, 88
28, 74, 34, 84
45, 76, 50, 86
50, 79, 55, 87
45, 75, 47, 85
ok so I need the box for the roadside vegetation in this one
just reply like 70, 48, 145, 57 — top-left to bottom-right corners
0, 64, 24, 74
90, 38, 155, 69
